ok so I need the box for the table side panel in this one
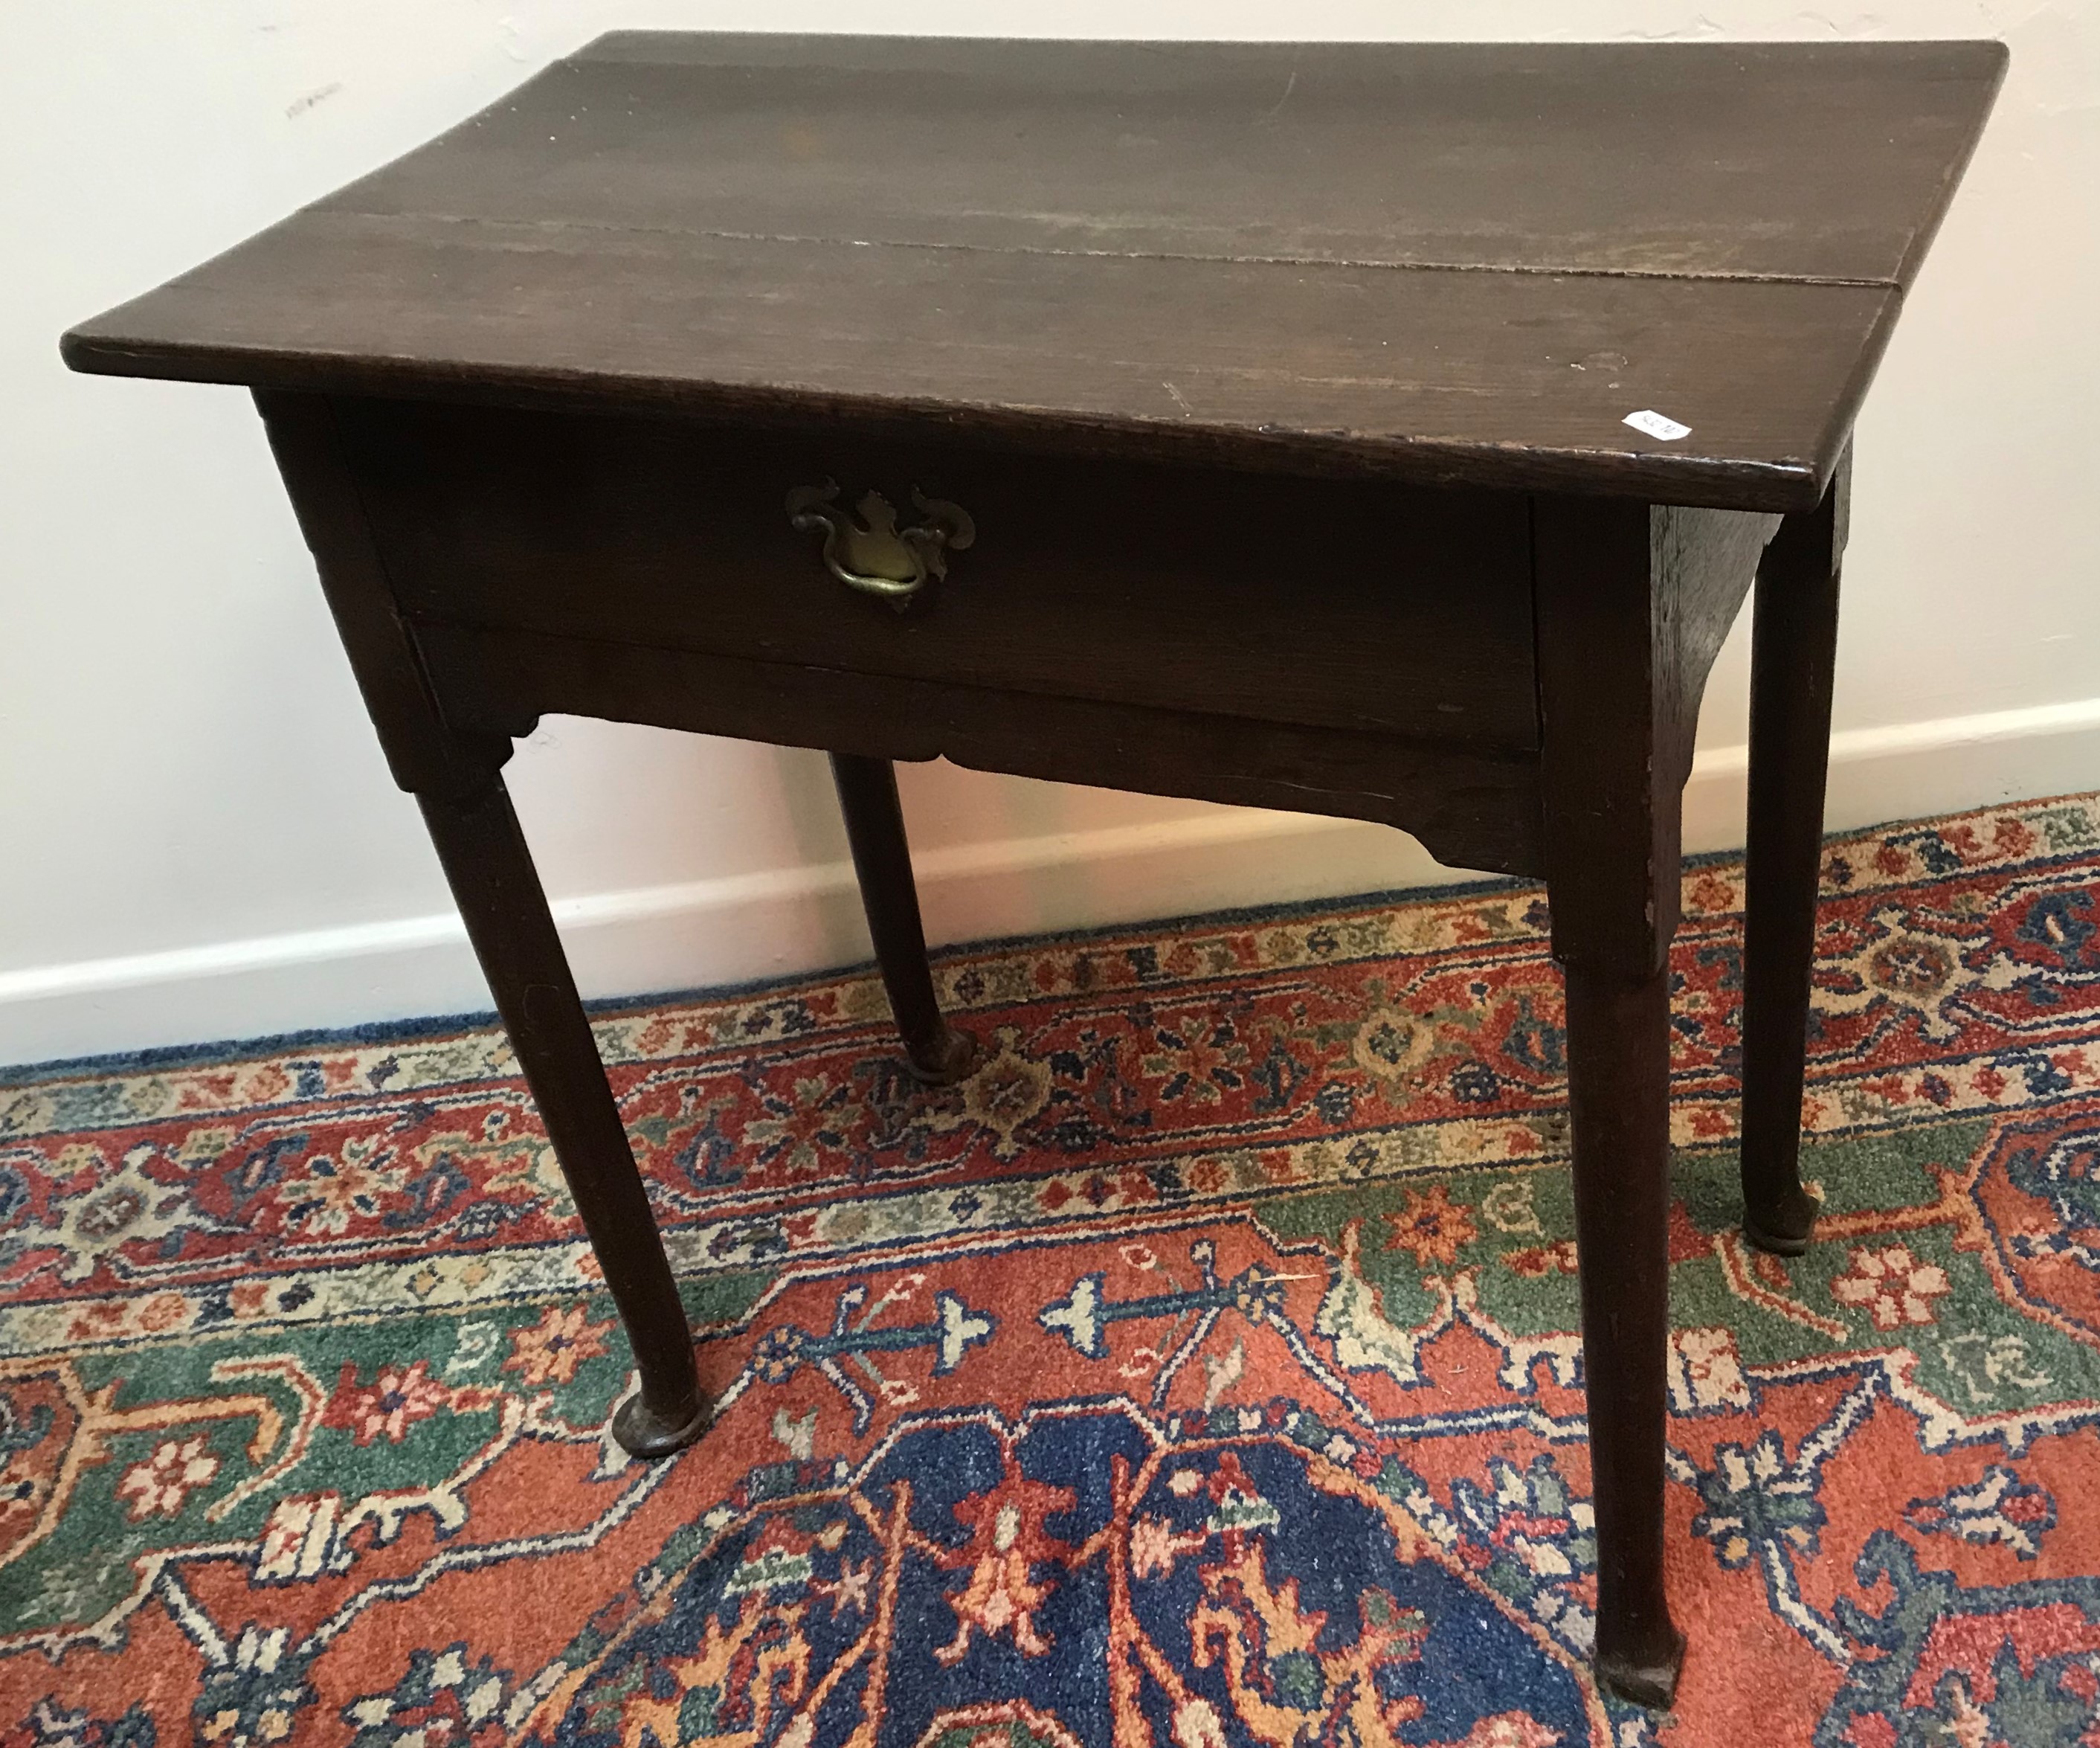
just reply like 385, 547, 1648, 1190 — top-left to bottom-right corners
337, 399, 1542, 750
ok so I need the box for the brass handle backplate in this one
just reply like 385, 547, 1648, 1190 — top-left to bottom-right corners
785, 481, 975, 607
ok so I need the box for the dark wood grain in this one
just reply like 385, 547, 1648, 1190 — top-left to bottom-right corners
829, 754, 977, 1085
70, 213, 1901, 511
1741, 453, 1850, 1254
252, 393, 511, 800
1532, 496, 1777, 1707
411, 620, 1549, 878
1561, 964, 1684, 1707
1654, 504, 1785, 803
350, 36, 2005, 287
62, 36, 2003, 510
254, 391, 706, 1458
335, 398, 1539, 750
1532, 495, 1775, 973
418, 780, 708, 1456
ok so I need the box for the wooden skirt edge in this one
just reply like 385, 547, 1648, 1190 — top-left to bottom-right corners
413, 620, 1546, 879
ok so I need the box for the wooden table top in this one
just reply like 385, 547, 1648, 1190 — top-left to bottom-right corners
65, 35, 2004, 510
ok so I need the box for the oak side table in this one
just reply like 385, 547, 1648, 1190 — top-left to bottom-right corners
65, 34, 2005, 1705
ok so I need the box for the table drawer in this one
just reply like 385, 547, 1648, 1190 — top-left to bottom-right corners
336, 399, 1539, 750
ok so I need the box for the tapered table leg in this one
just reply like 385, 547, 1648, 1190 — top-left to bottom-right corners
1739, 460, 1848, 1254
1533, 492, 1729, 1707
1563, 964, 1685, 1704
829, 753, 977, 1085
420, 777, 706, 1456
256, 393, 705, 1462
255, 391, 705, 1459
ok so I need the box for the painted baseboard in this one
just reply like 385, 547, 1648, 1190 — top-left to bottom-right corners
7, 695, 2100, 1068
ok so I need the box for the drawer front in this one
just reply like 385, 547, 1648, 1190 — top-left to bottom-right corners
338, 399, 1539, 750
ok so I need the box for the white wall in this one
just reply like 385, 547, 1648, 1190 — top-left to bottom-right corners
3, 0, 2096, 1067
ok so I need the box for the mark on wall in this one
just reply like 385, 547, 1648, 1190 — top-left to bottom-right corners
286, 83, 342, 120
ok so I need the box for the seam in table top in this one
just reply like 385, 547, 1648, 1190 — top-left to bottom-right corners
309, 206, 1904, 292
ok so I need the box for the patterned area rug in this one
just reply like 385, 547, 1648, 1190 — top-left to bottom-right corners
7, 794, 2100, 1747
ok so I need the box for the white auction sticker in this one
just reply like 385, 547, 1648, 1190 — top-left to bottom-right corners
1623, 408, 1692, 442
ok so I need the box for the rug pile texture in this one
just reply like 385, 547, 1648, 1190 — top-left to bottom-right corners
7, 794, 2100, 1746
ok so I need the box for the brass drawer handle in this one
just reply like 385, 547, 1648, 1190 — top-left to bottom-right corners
785, 481, 975, 605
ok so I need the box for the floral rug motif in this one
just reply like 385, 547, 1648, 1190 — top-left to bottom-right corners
6, 794, 2100, 1745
